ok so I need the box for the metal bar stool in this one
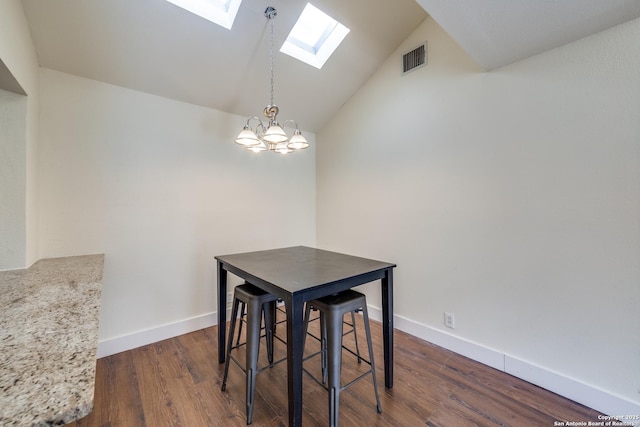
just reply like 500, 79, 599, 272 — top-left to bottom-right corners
303, 290, 382, 427
221, 282, 285, 425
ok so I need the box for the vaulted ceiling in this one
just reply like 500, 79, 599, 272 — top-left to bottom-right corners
416, 0, 640, 70
20, 0, 640, 133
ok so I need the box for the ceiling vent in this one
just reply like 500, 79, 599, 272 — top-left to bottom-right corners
402, 42, 427, 74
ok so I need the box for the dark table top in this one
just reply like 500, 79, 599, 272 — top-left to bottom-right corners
215, 246, 396, 295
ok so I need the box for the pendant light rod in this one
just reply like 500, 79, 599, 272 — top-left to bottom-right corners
266, 6, 276, 108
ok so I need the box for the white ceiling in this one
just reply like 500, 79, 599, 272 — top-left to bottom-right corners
416, 0, 640, 71
20, 0, 427, 132
20, 0, 640, 132
1, 58, 26, 95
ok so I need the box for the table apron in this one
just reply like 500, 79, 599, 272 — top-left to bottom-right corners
219, 261, 389, 303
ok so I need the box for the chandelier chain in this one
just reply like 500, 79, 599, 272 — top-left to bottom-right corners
269, 11, 274, 108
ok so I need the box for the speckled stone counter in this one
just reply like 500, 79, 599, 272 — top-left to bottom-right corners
0, 255, 104, 426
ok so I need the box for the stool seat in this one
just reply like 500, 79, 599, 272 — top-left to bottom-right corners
310, 289, 367, 313
221, 283, 282, 425
303, 289, 381, 427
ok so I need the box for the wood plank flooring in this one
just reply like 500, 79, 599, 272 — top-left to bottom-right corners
67, 314, 603, 426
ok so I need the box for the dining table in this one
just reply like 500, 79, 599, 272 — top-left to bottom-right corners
215, 246, 396, 426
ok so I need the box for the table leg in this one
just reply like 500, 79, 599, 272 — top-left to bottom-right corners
285, 295, 305, 427
217, 262, 227, 364
381, 268, 394, 388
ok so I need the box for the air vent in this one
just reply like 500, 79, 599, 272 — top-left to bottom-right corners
402, 42, 427, 74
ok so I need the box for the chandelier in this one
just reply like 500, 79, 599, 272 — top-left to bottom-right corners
234, 7, 309, 154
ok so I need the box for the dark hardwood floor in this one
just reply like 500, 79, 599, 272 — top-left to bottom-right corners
68, 313, 602, 426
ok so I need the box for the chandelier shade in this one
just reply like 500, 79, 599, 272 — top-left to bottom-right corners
234, 7, 309, 154
288, 129, 310, 150
234, 126, 260, 146
263, 123, 288, 144
247, 141, 267, 152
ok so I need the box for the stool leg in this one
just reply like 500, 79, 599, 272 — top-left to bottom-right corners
350, 311, 362, 364
236, 301, 246, 347
222, 297, 241, 392
303, 303, 313, 352
263, 300, 276, 365
326, 311, 344, 427
362, 305, 382, 413
303, 303, 328, 384
321, 311, 327, 384
245, 301, 262, 425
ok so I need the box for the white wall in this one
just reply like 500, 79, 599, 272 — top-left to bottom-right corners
0, 89, 27, 269
0, 0, 40, 269
317, 16, 640, 411
39, 69, 316, 344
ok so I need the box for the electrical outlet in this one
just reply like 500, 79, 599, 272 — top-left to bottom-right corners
444, 312, 455, 329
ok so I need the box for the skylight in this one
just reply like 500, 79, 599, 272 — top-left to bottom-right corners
280, 3, 350, 69
165, 0, 242, 30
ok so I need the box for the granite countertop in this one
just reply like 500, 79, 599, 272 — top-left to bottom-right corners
0, 255, 104, 426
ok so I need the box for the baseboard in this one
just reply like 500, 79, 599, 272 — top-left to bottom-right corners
98, 306, 640, 418
366, 305, 640, 419
97, 311, 218, 358
504, 357, 640, 418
